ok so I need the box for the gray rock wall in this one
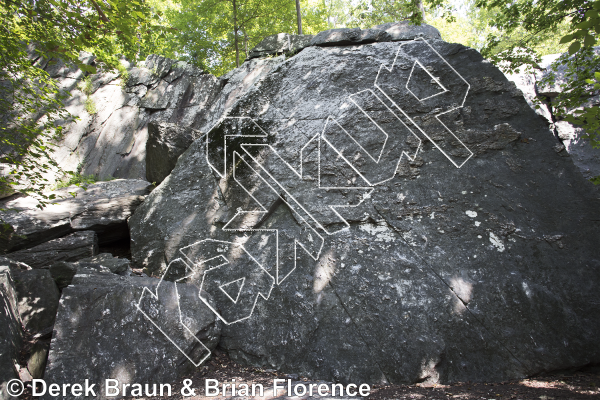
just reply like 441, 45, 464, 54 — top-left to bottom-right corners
38, 53, 285, 186
3, 23, 600, 388
0, 179, 152, 253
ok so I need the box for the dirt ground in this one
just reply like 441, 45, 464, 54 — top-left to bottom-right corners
21, 351, 600, 399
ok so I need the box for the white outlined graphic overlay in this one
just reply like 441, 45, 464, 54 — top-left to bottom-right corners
375, 38, 473, 168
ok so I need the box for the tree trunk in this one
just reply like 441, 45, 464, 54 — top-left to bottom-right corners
415, 0, 425, 23
295, 0, 303, 35
243, 29, 248, 59
233, 0, 239, 67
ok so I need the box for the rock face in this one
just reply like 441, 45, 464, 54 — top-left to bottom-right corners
374, 21, 442, 41
12, 269, 60, 333
43, 268, 221, 400
129, 36, 600, 385
6, 231, 99, 269
0, 267, 22, 400
0, 179, 152, 252
32, 50, 286, 187
310, 27, 393, 47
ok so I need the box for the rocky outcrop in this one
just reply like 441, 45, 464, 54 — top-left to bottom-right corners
43, 268, 221, 400
0, 267, 22, 400
374, 21, 442, 41
129, 35, 600, 385
4, 23, 599, 388
0, 179, 152, 252
38, 50, 286, 187
6, 231, 98, 269
247, 23, 441, 59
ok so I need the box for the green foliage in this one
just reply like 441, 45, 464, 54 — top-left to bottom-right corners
78, 75, 93, 96
350, 0, 426, 27
78, 75, 97, 114
84, 97, 97, 115
54, 172, 97, 189
116, 62, 130, 87
145, 0, 331, 75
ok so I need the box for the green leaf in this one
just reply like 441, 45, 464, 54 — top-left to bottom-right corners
584, 34, 597, 47
569, 41, 582, 54
577, 20, 593, 29
560, 34, 574, 43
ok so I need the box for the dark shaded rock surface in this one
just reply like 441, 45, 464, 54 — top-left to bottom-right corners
129, 37, 600, 385
0, 267, 22, 400
12, 269, 60, 333
78, 253, 130, 275
0, 179, 152, 252
6, 231, 98, 269
43, 268, 221, 399
0, 256, 29, 271
146, 122, 202, 185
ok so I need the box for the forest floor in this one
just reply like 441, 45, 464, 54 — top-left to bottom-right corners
114, 351, 600, 400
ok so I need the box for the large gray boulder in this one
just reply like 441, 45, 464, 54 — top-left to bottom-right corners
310, 28, 392, 46
0, 267, 22, 400
12, 268, 60, 333
129, 36, 600, 384
43, 268, 221, 399
6, 231, 98, 269
374, 21, 442, 41
0, 179, 152, 252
